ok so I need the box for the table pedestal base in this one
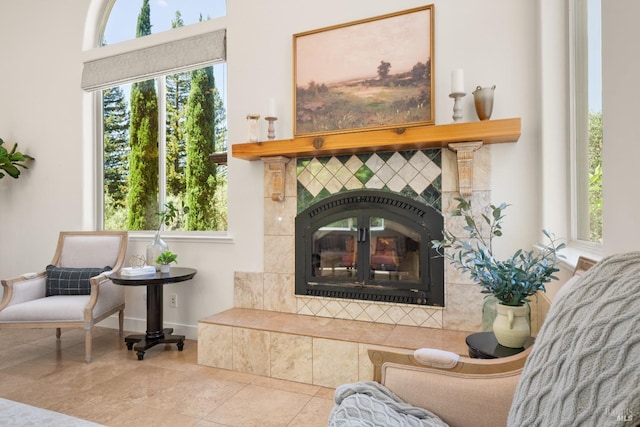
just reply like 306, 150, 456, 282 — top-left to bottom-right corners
124, 328, 185, 360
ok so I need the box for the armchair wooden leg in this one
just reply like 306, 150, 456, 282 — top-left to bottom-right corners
56, 328, 61, 339
85, 329, 93, 363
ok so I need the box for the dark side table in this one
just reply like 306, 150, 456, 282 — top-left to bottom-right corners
110, 267, 197, 360
466, 331, 534, 359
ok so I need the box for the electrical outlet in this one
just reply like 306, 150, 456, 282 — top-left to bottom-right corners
169, 294, 177, 308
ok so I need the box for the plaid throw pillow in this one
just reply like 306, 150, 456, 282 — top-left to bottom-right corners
45, 265, 112, 296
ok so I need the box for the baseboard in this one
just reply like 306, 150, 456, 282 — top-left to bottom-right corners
99, 314, 198, 340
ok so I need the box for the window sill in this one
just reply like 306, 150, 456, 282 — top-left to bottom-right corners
533, 241, 601, 271
558, 244, 602, 270
128, 231, 234, 245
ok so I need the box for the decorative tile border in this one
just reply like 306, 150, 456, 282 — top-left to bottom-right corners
296, 295, 443, 328
297, 149, 442, 212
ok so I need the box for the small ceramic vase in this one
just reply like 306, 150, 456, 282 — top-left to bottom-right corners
472, 85, 496, 121
493, 302, 530, 348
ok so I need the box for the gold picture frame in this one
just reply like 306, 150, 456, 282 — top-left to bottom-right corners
293, 5, 434, 137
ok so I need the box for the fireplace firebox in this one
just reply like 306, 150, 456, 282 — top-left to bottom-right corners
295, 190, 444, 306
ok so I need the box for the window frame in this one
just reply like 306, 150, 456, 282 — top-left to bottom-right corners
82, 5, 230, 240
97, 64, 228, 234
568, 0, 602, 253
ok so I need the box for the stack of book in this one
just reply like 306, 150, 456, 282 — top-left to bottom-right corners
120, 266, 156, 276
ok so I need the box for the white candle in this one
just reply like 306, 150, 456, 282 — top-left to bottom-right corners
451, 69, 464, 94
268, 98, 277, 117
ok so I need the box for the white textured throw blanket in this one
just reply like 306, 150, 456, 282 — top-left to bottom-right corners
329, 381, 448, 427
508, 252, 640, 426
0, 398, 103, 426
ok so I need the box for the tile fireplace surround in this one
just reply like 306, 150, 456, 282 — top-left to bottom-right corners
198, 136, 544, 387
243, 145, 518, 331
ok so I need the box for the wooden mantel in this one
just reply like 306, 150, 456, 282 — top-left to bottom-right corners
231, 118, 521, 199
231, 118, 520, 161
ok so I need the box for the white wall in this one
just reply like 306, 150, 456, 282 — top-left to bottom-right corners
601, 1, 640, 255
3, 0, 620, 338
0, 0, 87, 271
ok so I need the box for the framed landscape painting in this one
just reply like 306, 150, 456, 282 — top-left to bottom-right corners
294, 5, 434, 137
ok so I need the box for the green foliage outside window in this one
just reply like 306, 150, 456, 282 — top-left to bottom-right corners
185, 67, 218, 230
588, 112, 603, 243
103, 86, 129, 208
126, 0, 158, 230
166, 12, 190, 198
126, 76, 159, 230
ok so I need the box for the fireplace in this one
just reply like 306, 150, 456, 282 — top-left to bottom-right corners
295, 190, 444, 306
228, 135, 509, 330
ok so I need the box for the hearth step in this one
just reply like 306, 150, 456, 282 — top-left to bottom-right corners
198, 308, 471, 388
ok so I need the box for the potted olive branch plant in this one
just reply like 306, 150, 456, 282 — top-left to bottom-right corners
431, 197, 565, 347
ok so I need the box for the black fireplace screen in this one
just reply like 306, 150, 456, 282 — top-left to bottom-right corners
295, 190, 444, 306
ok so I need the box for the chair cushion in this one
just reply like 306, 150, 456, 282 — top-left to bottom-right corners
45, 265, 111, 296
0, 295, 89, 322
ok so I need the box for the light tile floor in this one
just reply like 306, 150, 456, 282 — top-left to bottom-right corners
0, 327, 335, 426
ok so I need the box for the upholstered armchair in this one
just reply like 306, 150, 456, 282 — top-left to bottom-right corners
330, 254, 640, 426
0, 231, 128, 363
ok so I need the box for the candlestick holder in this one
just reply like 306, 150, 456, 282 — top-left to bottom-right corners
449, 92, 466, 122
265, 116, 278, 140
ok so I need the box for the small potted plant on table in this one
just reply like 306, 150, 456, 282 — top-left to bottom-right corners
432, 198, 565, 348
155, 250, 178, 274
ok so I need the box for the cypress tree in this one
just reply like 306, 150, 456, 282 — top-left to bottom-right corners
126, 0, 159, 230
166, 11, 190, 198
103, 86, 130, 210
185, 67, 217, 230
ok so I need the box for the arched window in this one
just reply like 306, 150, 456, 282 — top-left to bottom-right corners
83, 0, 228, 232
102, 0, 225, 46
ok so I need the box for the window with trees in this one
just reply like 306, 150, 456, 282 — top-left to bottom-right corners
94, 0, 227, 232
572, 0, 602, 245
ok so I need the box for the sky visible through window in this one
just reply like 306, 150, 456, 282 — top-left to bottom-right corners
103, 0, 226, 46
588, 0, 601, 113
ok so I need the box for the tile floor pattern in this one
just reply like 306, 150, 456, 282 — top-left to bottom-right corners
0, 327, 336, 427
